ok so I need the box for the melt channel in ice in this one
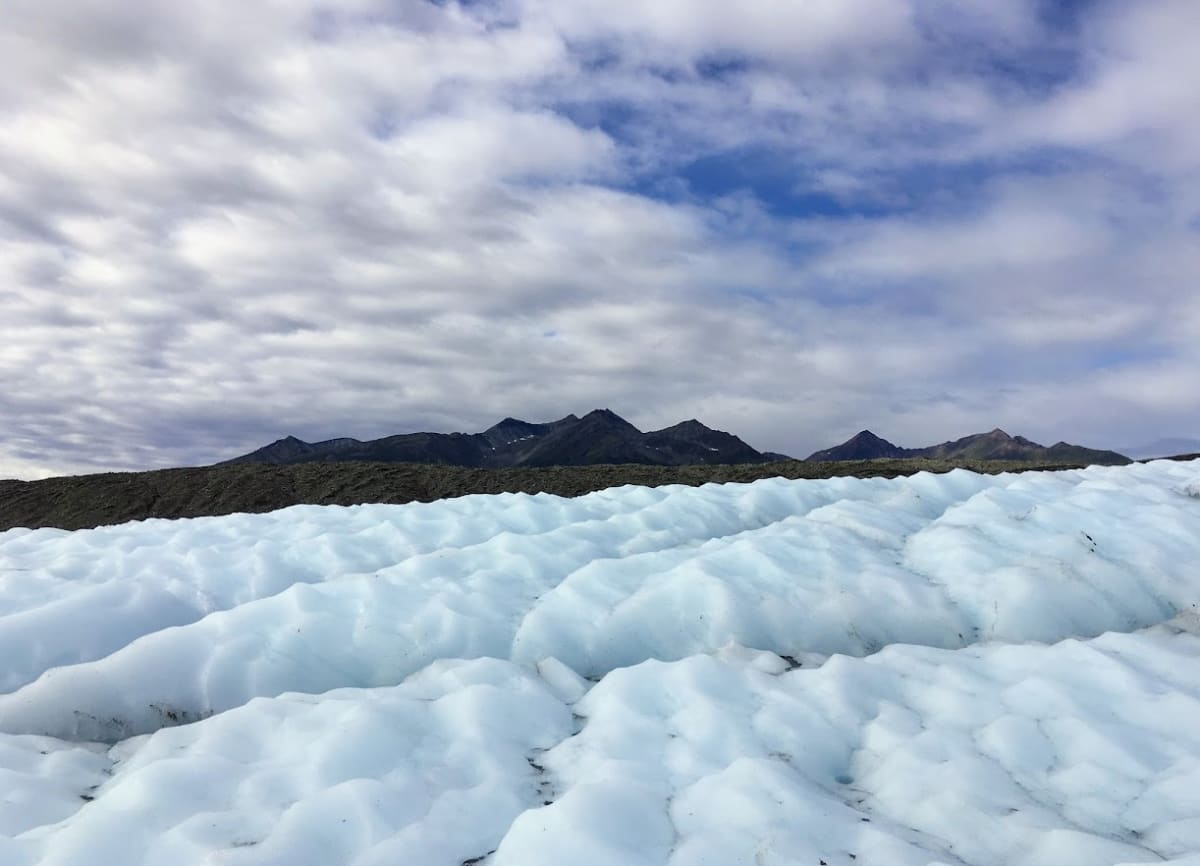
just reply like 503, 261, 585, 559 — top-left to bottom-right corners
1, 459, 1200, 865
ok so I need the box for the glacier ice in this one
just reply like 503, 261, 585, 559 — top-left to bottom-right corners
1, 459, 1199, 864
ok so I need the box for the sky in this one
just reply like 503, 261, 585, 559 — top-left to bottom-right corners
2, 0, 1199, 479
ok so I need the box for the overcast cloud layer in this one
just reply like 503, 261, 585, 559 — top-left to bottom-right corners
2, 0, 1198, 478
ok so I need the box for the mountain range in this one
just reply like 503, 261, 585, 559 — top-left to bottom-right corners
224, 409, 787, 469
807, 429, 1131, 465
225, 412, 1133, 470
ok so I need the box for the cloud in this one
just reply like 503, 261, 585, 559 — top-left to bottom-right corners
1009, 0, 1200, 168
0, 0, 1197, 479
524, 0, 920, 67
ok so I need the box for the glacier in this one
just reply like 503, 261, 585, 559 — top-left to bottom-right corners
1, 459, 1199, 865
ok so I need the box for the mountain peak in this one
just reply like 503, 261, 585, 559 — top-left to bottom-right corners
579, 408, 637, 429
807, 430, 903, 462
483, 416, 531, 433
807, 428, 1129, 466
663, 419, 712, 433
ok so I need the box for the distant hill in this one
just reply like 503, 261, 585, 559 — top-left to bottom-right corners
223, 409, 784, 469
807, 428, 1130, 466
1119, 437, 1200, 460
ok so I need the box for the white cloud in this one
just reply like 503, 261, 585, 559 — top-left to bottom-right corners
1016, 0, 1200, 169
524, 0, 919, 66
0, 0, 1197, 479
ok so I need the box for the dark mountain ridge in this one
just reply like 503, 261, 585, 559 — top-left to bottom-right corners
807, 428, 1130, 465
224, 409, 782, 469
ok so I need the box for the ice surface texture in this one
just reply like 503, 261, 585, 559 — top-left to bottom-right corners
1, 459, 1199, 865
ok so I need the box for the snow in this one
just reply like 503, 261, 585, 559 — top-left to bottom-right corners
1, 459, 1199, 865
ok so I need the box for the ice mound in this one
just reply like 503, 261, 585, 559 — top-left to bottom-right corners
2, 459, 1200, 864
498, 619, 1200, 866
3, 627, 1199, 865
